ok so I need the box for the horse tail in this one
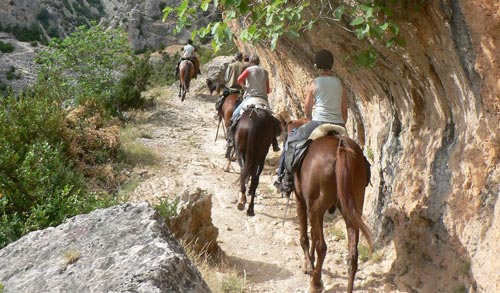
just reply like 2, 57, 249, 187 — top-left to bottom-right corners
239, 110, 258, 182
184, 61, 191, 90
335, 137, 373, 251
239, 109, 269, 182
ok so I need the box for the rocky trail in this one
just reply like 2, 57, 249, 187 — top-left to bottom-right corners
128, 78, 399, 293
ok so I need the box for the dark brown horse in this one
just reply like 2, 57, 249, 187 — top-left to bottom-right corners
178, 59, 195, 101
290, 121, 372, 293
233, 107, 275, 216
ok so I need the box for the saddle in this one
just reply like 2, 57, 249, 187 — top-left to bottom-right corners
284, 124, 347, 173
230, 103, 281, 137
215, 89, 242, 112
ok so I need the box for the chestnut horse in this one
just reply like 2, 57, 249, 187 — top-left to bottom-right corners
218, 93, 241, 139
234, 107, 275, 216
288, 120, 372, 293
178, 59, 195, 101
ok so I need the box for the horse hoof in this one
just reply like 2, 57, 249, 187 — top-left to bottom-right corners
307, 280, 324, 293
246, 210, 255, 217
237, 202, 245, 211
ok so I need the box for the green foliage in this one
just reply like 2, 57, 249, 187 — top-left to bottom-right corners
36, 24, 133, 114
150, 51, 179, 87
0, 92, 116, 249
154, 197, 180, 221
163, 0, 313, 51
197, 42, 237, 65
0, 40, 14, 53
8, 24, 44, 42
164, 0, 413, 68
111, 53, 153, 113
5, 66, 20, 80
37, 7, 51, 27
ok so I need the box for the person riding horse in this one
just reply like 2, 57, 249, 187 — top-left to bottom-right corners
275, 49, 348, 196
226, 54, 281, 159
175, 40, 201, 79
215, 52, 248, 112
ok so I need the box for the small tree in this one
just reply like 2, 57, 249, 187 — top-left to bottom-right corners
36, 23, 132, 111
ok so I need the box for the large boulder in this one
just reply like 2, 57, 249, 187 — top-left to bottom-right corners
0, 202, 210, 293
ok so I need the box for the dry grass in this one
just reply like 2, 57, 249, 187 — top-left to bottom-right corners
62, 249, 81, 265
182, 239, 246, 293
119, 125, 160, 166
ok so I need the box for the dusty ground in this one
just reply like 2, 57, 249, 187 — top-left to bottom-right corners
128, 79, 400, 293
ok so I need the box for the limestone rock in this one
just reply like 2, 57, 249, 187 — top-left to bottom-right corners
0, 202, 211, 293
168, 188, 221, 257
203, 55, 233, 84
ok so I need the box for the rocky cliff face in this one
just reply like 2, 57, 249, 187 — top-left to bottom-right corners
233, 1, 499, 292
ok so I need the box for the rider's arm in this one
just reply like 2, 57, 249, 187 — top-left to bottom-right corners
341, 84, 348, 123
237, 69, 249, 88
304, 80, 315, 121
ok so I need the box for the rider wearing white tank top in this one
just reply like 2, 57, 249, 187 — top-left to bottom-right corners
312, 76, 344, 124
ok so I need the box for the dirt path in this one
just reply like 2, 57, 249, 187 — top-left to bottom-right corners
129, 79, 398, 292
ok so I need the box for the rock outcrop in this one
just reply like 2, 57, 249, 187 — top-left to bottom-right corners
168, 188, 221, 257
0, 202, 210, 293
231, 1, 499, 292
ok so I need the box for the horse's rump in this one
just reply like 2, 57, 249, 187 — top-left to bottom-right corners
299, 135, 372, 245
235, 108, 275, 179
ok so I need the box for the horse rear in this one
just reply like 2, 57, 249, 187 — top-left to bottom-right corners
179, 60, 195, 101
294, 134, 372, 293
234, 108, 275, 216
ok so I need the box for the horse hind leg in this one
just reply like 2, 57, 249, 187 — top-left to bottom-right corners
246, 173, 260, 216
237, 175, 247, 211
296, 194, 314, 274
308, 212, 326, 293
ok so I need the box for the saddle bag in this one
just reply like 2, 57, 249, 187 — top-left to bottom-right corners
284, 139, 312, 173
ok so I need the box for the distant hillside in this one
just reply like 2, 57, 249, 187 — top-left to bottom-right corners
0, 0, 219, 92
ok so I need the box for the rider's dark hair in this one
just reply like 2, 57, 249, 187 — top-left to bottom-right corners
249, 54, 260, 65
314, 49, 334, 70
187, 39, 193, 45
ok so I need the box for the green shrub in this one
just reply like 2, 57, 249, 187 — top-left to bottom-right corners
0, 41, 14, 53
111, 53, 152, 113
36, 23, 133, 115
5, 66, 19, 80
154, 197, 179, 221
150, 52, 178, 87
0, 92, 116, 248
11, 24, 43, 42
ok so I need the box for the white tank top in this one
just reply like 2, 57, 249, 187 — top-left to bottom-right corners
312, 76, 344, 124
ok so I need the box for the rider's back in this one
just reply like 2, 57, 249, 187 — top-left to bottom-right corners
313, 76, 344, 124
243, 65, 269, 99
225, 60, 246, 90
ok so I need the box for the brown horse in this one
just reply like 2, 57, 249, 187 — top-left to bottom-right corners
219, 93, 241, 138
290, 122, 372, 293
178, 59, 195, 101
234, 107, 275, 216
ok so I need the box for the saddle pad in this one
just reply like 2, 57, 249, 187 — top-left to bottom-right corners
309, 124, 347, 140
